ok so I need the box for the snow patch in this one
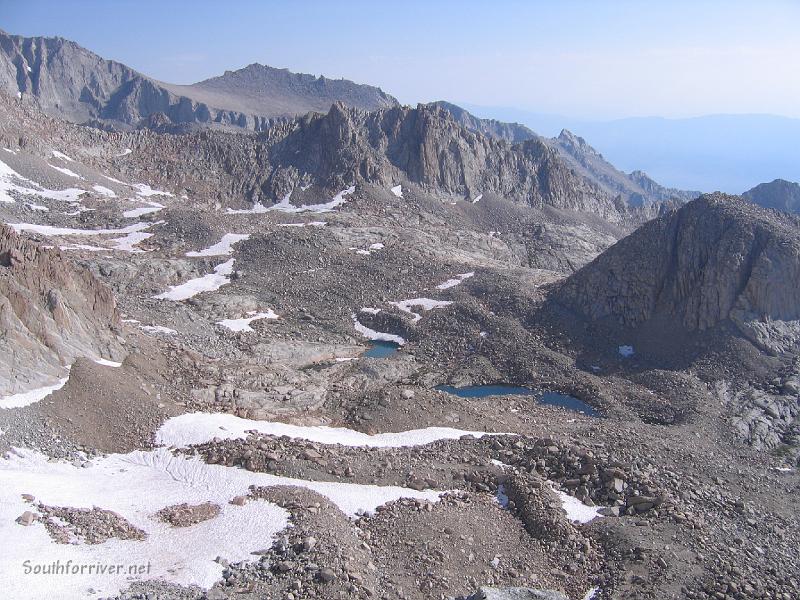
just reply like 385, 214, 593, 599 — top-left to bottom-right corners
0, 374, 70, 409
92, 184, 116, 198
48, 164, 83, 179
94, 358, 123, 368
390, 184, 403, 198
471, 194, 483, 204
555, 490, 603, 524
157, 412, 496, 449
216, 310, 278, 332
275, 221, 327, 228
186, 233, 250, 257
228, 187, 355, 215
139, 325, 177, 335
116, 148, 132, 157
352, 314, 405, 345
132, 183, 173, 198
389, 298, 453, 324
153, 259, 236, 301
51, 151, 74, 162
0, 158, 86, 204
436, 272, 474, 290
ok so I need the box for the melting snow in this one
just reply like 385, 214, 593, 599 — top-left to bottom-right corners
0, 446, 441, 599
94, 358, 123, 368
389, 298, 453, 324
116, 148, 132, 157
0, 158, 86, 204
228, 187, 355, 215
352, 314, 406, 345
186, 233, 250, 257
153, 259, 236, 301
390, 184, 403, 198
555, 490, 603, 524
10, 222, 155, 253
132, 183, 173, 198
360, 307, 381, 315
436, 272, 474, 290
216, 310, 278, 332
48, 164, 83, 179
471, 194, 483, 204
157, 412, 496, 449
0, 374, 70, 409
618, 345, 635, 358
275, 221, 326, 228
139, 325, 178, 335
51, 151, 74, 162
92, 185, 116, 198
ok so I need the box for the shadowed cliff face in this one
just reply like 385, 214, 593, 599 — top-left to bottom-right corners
555, 194, 800, 351
0, 225, 122, 394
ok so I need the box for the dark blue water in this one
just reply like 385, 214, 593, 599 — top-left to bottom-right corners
364, 341, 401, 358
435, 384, 599, 417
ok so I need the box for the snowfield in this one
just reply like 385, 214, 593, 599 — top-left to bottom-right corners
0, 447, 441, 600
157, 412, 498, 449
186, 233, 250, 257
216, 310, 278, 332
153, 259, 236, 301
352, 314, 406, 345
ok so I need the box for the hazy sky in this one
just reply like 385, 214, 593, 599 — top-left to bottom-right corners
2, 0, 799, 119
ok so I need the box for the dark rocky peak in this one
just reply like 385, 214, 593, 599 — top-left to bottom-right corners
556, 194, 800, 353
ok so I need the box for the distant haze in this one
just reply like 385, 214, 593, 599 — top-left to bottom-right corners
2, 0, 798, 192
462, 106, 800, 193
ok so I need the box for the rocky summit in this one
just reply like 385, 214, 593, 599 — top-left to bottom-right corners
0, 23, 797, 600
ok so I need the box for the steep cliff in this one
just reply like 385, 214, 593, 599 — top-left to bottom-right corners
0, 225, 123, 395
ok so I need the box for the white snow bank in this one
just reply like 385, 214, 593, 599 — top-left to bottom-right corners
0, 447, 441, 599
360, 307, 381, 315
153, 259, 235, 301
94, 358, 123, 368
186, 233, 250, 257
0, 375, 70, 409
216, 310, 278, 332
51, 151, 74, 162
132, 183, 173, 198
555, 490, 603, 524
157, 412, 495, 449
389, 298, 453, 324
0, 158, 86, 204
228, 187, 355, 215
275, 221, 326, 228
48, 164, 83, 179
139, 325, 177, 335
92, 184, 116, 198
436, 272, 475, 290
471, 193, 483, 204
123, 199, 164, 218
390, 184, 403, 198
10, 221, 155, 253
618, 345, 635, 358
352, 314, 405, 345
116, 148, 132, 157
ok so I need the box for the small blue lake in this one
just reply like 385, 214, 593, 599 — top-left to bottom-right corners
435, 384, 599, 417
364, 341, 401, 358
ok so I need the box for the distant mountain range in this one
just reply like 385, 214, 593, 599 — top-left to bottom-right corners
458, 104, 800, 194
0, 29, 397, 130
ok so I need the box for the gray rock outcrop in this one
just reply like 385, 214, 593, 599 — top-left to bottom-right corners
0, 225, 123, 395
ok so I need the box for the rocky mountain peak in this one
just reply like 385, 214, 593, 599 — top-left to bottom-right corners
556, 193, 800, 352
